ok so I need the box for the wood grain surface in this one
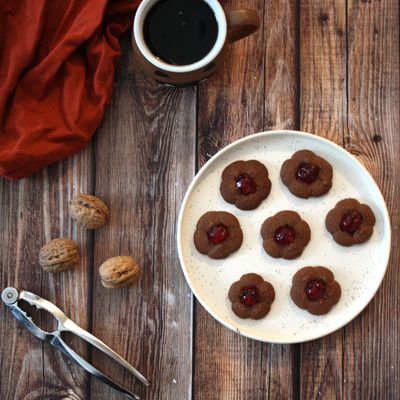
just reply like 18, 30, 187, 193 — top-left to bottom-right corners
299, 1, 346, 399
344, 0, 400, 398
0, 0, 398, 399
89, 37, 196, 400
195, 0, 266, 398
0, 149, 94, 399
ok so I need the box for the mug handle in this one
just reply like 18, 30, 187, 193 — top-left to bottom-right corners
226, 9, 260, 43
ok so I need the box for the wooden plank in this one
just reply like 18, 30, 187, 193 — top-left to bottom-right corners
264, 1, 300, 399
90, 36, 195, 400
299, 0, 347, 141
195, 0, 298, 398
195, 0, 266, 396
299, 0, 347, 399
264, 0, 299, 131
0, 176, 45, 399
0, 146, 93, 399
197, 0, 265, 166
344, 0, 400, 398
40, 150, 94, 398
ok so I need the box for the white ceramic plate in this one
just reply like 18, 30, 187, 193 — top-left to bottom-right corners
177, 131, 391, 343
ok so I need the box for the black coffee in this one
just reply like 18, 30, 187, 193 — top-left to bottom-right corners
143, 0, 218, 66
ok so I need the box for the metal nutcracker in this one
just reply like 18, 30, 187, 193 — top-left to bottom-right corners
1, 287, 149, 400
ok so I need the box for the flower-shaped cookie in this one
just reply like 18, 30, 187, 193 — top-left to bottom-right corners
228, 273, 275, 319
261, 211, 311, 259
325, 198, 375, 246
290, 266, 341, 315
220, 160, 271, 210
194, 211, 243, 259
280, 150, 333, 198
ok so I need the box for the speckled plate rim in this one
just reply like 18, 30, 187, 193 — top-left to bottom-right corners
177, 130, 391, 344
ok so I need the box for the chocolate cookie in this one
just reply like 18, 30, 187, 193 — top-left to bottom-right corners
280, 150, 333, 198
228, 273, 275, 319
290, 266, 341, 315
220, 160, 271, 210
194, 211, 243, 259
325, 198, 376, 246
260, 210, 311, 259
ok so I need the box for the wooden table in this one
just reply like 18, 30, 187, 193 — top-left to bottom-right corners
1, 1, 399, 399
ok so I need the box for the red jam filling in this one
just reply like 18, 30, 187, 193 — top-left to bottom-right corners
296, 162, 320, 184
235, 173, 257, 195
274, 225, 296, 245
207, 224, 229, 245
340, 209, 363, 234
306, 279, 326, 301
240, 285, 261, 306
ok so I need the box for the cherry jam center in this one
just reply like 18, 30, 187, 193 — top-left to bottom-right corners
306, 279, 326, 301
340, 209, 363, 234
296, 162, 320, 183
235, 173, 257, 195
274, 225, 296, 245
207, 224, 229, 245
240, 285, 261, 306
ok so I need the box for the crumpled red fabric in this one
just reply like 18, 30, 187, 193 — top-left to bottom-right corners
0, 0, 140, 179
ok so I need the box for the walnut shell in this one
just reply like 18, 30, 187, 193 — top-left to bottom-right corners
69, 194, 109, 229
99, 256, 140, 289
39, 239, 79, 273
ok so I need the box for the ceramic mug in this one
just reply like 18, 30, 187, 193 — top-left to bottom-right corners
132, 0, 259, 86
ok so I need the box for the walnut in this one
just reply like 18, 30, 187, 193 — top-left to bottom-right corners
39, 239, 79, 273
99, 256, 140, 289
69, 194, 109, 229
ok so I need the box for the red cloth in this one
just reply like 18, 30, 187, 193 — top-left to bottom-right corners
0, 0, 140, 179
